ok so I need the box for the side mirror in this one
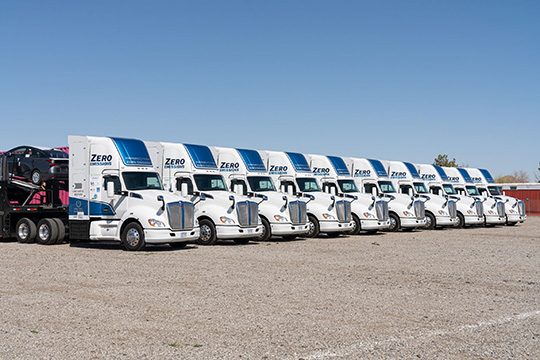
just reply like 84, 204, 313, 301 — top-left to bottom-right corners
181, 182, 189, 197
282, 195, 288, 207
200, 193, 206, 200
157, 195, 165, 211
229, 195, 235, 208
107, 182, 115, 198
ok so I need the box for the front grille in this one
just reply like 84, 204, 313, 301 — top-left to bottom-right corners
496, 202, 505, 217
517, 201, 526, 216
236, 201, 258, 228
167, 201, 195, 230
414, 201, 425, 220
375, 201, 389, 221
475, 200, 484, 217
336, 200, 352, 223
448, 200, 457, 218
289, 200, 307, 225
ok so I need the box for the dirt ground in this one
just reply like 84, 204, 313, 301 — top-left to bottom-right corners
1, 218, 539, 359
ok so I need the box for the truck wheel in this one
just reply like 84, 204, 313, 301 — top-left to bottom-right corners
386, 213, 400, 232
16, 218, 37, 243
36, 218, 59, 245
31, 170, 42, 185
456, 213, 465, 228
425, 212, 436, 230
169, 242, 187, 249
121, 222, 146, 251
347, 214, 361, 235
52, 218, 66, 243
256, 217, 272, 241
234, 238, 250, 244
306, 215, 320, 238
198, 219, 217, 245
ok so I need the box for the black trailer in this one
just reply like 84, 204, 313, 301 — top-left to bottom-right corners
0, 155, 68, 244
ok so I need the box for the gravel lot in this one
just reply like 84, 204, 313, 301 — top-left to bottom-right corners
1, 218, 539, 359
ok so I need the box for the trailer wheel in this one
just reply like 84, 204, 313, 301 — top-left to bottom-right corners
424, 212, 436, 230
169, 242, 187, 249
121, 222, 146, 251
347, 214, 361, 235
31, 170, 42, 185
386, 213, 400, 232
36, 218, 59, 245
456, 212, 465, 228
198, 219, 217, 245
306, 215, 320, 238
16, 218, 37, 243
256, 217, 272, 241
52, 218, 66, 243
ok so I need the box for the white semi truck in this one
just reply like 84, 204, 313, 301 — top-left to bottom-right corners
443, 167, 506, 225
306, 154, 390, 234
344, 157, 426, 231
385, 160, 458, 229
465, 167, 526, 225
214, 146, 309, 240
68, 136, 199, 250
145, 142, 263, 245
416, 164, 484, 228
261, 151, 354, 237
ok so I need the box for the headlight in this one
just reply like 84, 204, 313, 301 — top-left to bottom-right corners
322, 213, 336, 220
363, 212, 376, 219
466, 210, 476, 215
220, 216, 235, 224
148, 219, 165, 227
274, 215, 288, 222
402, 211, 415, 217
438, 210, 448, 216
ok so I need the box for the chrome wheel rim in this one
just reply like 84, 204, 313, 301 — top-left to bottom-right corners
307, 220, 315, 236
38, 224, 50, 241
389, 217, 397, 230
351, 220, 358, 232
18, 223, 29, 240
126, 228, 140, 247
32, 172, 40, 184
425, 216, 432, 228
200, 225, 212, 242
257, 224, 267, 240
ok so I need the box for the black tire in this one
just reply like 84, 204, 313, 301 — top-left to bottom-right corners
121, 222, 146, 251
198, 219, 217, 245
425, 212, 436, 230
233, 238, 250, 244
386, 213, 400, 232
456, 212, 465, 229
52, 218, 66, 243
347, 214, 362, 235
256, 217, 272, 241
36, 218, 59, 245
305, 215, 320, 238
169, 242, 187, 249
31, 170, 42, 185
15, 218, 37, 243
282, 235, 297, 240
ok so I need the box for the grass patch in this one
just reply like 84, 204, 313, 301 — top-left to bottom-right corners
30, 330, 39, 334
193, 344, 203, 348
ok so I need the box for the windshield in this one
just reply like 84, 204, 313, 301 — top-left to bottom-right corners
413, 182, 428, 194
466, 185, 480, 196
338, 179, 358, 193
247, 176, 276, 192
378, 181, 396, 194
443, 184, 457, 195
488, 186, 502, 196
296, 177, 320, 192
194, 174, 228, 191
122, 172, 163, 190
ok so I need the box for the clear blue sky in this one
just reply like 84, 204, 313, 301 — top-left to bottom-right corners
1, 1, 539, 179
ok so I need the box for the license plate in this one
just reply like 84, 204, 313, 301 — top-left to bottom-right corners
180, 232, 187, 238
247, 229, 254, 234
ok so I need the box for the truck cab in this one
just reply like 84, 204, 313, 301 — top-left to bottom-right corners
69, 136, 199, 251
386, 161, 458, 229
345, 157, 426, 232
465, 167, 526, 225
306, 154, 390, 234
261, 151, 354, 237
416, 164, 484, 228
146, 142, 263, 245
443, 167, 506, 226
214, 146, 309, 240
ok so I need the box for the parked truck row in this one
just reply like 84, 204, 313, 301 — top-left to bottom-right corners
0, 135, 526, 251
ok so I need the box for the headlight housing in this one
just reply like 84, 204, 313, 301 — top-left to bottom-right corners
322, 213, 336, 220
437, 210, 448, 216
274, 215, 288, 222
466, 210, 476, 215
220, 216, 235, 224
402, 211, 415, 217
363, 212, 376, 219
148, 219, 165, 227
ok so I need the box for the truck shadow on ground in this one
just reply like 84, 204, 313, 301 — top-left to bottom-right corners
69, 240, 198, 252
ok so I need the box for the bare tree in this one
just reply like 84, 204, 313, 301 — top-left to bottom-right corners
495, 170, 530, 183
